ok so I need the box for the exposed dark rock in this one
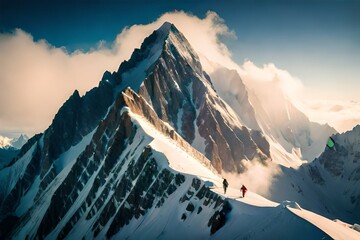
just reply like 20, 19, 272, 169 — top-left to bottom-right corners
0, 215, 19, 238
186, 202, 195, 212
208, 200, 232, 235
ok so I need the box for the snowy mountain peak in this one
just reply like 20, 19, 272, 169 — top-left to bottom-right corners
118, 22, 202, 92
11, 134, 29, 149
125, 24, 271, 173
157, 21, 173, 34
0, 134, 29, 149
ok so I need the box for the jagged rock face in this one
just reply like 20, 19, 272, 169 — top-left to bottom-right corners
138, 24, 270, 173
2, 86, 231, 239
42, 72, 118, 174
305, 125, 360, 222
314, 125, 360, 179
0, 71, 122, 222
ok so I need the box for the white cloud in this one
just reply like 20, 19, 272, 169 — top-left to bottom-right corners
240, 60, 304, 100
234, 60, 360, 133
0, 11, 237, 136
0, 29, 124, 135
299, 99, 360, 133
113, 11, 238, 70
223, 161, 281, 197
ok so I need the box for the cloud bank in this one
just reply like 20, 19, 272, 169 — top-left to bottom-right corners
300, 99, 360, 133
0, 29, 123, 135
0, 11, 236, 136
0, 10, 358, 137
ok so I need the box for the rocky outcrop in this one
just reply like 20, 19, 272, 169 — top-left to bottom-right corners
42, 72, 117, 175
4, 83, 232, 239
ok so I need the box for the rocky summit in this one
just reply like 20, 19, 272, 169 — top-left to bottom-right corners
0, 22, 268, 239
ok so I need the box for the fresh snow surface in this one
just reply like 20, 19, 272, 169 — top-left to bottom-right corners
289, 205, 360, 240
12, 107, 356, 239
127, 110, 358, 239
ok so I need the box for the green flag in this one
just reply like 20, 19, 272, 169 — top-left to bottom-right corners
327, 137, 335, 149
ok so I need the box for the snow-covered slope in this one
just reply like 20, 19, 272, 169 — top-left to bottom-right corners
0, 148, 18, 169
2, 88, 229, 239
1, 86, 357, 239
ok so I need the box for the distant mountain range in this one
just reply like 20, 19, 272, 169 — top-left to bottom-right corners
0, 134, 29, 169
0, 134, 29, 150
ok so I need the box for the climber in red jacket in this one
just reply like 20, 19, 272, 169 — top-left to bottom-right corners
240, 184, 247, 198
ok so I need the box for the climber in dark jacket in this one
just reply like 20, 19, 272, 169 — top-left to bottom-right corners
223, 179, 229, 194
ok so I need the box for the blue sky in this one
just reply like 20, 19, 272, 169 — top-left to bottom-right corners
0, 0, 359, 136
1, 0, 359, 100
